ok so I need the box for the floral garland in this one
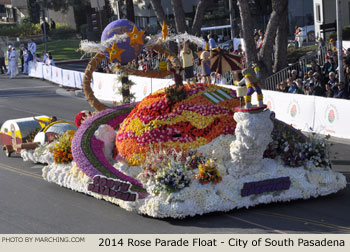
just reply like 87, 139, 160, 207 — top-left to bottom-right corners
264, 117, 331, 168
50, 130, 75, 164
116, 84, 239, 165
197, 159, 222, 185
71, 103, 148, 197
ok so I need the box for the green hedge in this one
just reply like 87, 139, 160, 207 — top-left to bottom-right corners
0, 23, 41, 37
0, 23, 76, 38
49, 23, 77, 39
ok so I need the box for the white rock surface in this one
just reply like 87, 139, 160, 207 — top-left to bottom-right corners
229, 110, 273, 177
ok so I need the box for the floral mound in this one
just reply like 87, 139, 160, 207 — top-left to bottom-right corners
116, 84, 239, 165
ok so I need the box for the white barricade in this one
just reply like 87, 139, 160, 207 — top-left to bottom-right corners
28, 62, 43, 79
62, 69, 76, 88
51, 66, 63, 85
262, 90, 316, 132
92, 72, 122, 102
27, 65, 350, 139
42, 64, 52, 82
313, 96, 350, 139
74, 71, 85, 89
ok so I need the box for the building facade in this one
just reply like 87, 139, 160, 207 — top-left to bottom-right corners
313, 0, 350, 39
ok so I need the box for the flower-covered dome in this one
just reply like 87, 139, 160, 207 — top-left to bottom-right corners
115, 84, 240, 165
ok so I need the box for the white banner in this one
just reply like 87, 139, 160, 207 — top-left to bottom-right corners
62, 69, 76, 88
42, 64, 52, 81
51, 66, 63, 85
92, 72, 122, 102
75, 72, 85, 89
262, 91, 316, 132
313, 96, 350, 139
28, 62, 43, 79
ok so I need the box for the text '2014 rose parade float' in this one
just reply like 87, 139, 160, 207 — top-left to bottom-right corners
0, 19, 346, 218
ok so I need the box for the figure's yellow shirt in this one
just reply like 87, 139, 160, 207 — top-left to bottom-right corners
180, 50, 194, 68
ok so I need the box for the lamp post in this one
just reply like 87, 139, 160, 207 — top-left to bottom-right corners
229, 0, 234, 40
336, 0, 344, 82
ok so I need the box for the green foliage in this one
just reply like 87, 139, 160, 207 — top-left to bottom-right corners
287, 44, 318, 63
36, 39, 86, 61
0, 23, 41, 37
49, 23, 76, 39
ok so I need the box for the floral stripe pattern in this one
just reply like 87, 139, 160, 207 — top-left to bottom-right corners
71, 103, 148, 197
116, 84, 240, 165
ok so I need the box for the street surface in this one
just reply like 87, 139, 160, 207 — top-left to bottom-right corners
0, 74, 349, 234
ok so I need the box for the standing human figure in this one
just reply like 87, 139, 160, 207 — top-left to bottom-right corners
50, 18, 56, 30
19, 44, 25, 72
23, 47, 29, 74
28, 39, 37, 60
9, 47, 18, 79
200, 51, 212, 85
6, 46, 12, 74
0, 47, 7, 74
207, 34, 217, 49
180, 40, 196, 86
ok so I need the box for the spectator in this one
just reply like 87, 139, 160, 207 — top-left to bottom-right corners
19, 44, 25, 72
6, 46, 12, 74
295, 79, 304, 94
310, 72, 325, 96
23, 47, 29, 74
287, 77, 297, 93
8, 47, 18, 79
291, 69, 298, 80
323, 56, 337, 78
344, 48, 350, 66
333, 81, 349, 99
41, 19, 50, 35
48, 55, 55, 66
278, 81, 288, 92
325, 83, 334, 98
328, 71, 338, 90
42, 51, 48, 63
0, 47, 7, 74
27, 39, 36, 58
50, 18, 56, 30
207, 34, 217, 49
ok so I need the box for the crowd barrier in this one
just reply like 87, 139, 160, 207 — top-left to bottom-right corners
28, 62, 348, 140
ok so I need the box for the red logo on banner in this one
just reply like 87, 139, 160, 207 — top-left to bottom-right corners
328, 109, 335, 123
67, 74, 70, 80
290, 104, 297, 117
56, 71, 58, 77
143, 85, 148, 96
267, 100, 272, 109
98, 80, 102, 90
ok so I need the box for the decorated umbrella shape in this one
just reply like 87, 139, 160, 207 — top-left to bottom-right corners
210, 48, 243, 75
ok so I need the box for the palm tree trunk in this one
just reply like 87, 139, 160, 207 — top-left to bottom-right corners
273, 1, 289, 72
170, 0, 187, 33
149, 0, 168, 25
191, 0, 210, 36
125, 0, 135, 23
237, 0, 258, 66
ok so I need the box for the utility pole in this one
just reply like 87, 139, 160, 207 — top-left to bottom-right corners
229, 0, 234, 40
336, 0, 344, 82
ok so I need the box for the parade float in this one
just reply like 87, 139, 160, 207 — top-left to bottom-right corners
2, 19, 346, 218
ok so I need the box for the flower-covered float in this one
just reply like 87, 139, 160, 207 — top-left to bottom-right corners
18, 20, 347, 218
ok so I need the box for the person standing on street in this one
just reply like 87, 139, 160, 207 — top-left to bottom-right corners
9, 47, 18, 79
6, 46, 12, 75
28, 39, 37, 60
0, 47, 7, 74
23, 47, 29, 74
19, 44, 25, 73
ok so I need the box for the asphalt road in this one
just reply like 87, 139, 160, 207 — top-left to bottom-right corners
0, 74, 349, 234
